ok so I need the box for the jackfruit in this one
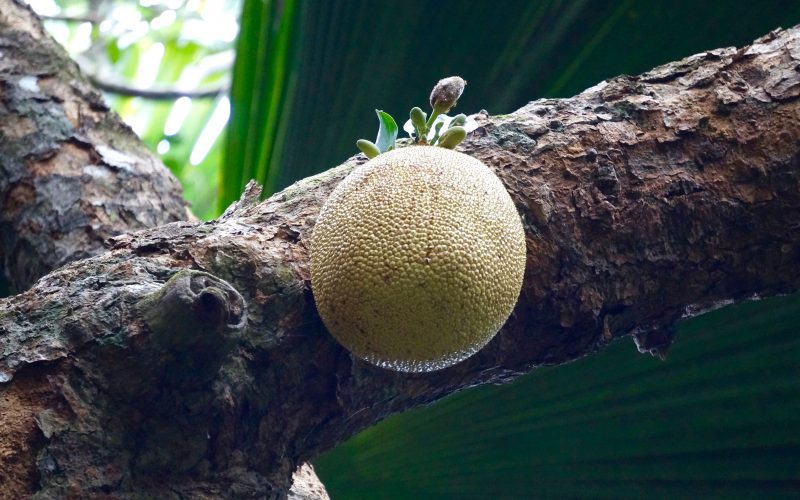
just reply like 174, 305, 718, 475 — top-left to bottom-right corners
311, 146, 526, 372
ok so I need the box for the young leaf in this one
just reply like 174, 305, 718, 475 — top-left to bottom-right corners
356, 139, 381, 159
430, 120, 445, 145
449, 113, 467, 128
374, 109, 398, 153
409, 107, 427, 142
437, 126, 467, 149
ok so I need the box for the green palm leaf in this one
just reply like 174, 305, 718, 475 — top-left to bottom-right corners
315, 295, 800, 498
220, 0, 305, 211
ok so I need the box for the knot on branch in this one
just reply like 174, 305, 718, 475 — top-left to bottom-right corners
139, 270, 247, 352
632, 324, 677, 360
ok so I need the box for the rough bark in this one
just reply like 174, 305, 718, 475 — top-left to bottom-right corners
0, 0, 190, 292
0, 1, 326, 496
1, 6, 799, 498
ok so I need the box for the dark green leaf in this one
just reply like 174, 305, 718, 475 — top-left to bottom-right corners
220, 0, 306, 213
316, 294, 800, 498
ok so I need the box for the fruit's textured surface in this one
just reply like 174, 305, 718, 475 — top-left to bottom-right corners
311, 146, 527, 372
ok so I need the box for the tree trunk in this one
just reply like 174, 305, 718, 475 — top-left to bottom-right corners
0, 1, 190, 293
1, 0, 799, 496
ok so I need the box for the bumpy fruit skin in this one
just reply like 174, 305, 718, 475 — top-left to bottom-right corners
311, 146, 526, 372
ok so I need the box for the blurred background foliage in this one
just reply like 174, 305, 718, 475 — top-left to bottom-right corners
30, 0, 800, 497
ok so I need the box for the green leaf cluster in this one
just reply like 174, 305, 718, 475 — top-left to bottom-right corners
356, 78, 468, 159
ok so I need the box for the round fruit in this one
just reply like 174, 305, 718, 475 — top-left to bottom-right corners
310, 146, 526, 372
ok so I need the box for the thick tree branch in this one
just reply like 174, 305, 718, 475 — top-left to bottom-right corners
1, 11, 799, 499
0, 1, 326, 496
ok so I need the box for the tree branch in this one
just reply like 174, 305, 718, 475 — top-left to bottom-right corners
85, 73, 228, 100
39, 13, 102, 24
1, 6, 799, 498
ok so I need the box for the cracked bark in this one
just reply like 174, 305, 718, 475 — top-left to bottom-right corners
0, 0, 190, 292
1, 1, 799, 497
0, 1, 327, 497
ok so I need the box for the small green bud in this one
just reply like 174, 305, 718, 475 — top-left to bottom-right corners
437, 126, 467, 149
410, 107, 427, 141
429, 76, 466, 114
449, 114, 467, 128
356, 139, 381, 159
